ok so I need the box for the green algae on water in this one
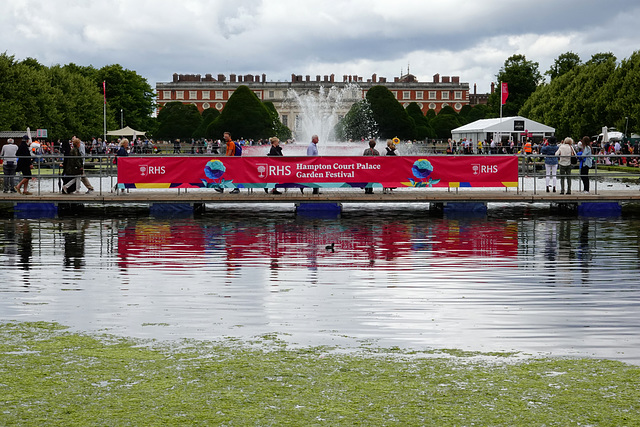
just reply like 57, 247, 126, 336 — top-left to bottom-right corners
1, 321, 639, 426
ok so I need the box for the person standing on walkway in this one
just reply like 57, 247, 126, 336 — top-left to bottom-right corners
1, 138, 19, 193
540, 136, 558, 193
220, 131, 240, 194
577, 136, 593, 193
15, 135, 34, 195
264, 136, 283, 195
363, 139, 379, 194
306, 134, 320, 194
555, 137, 576, 195
383, 139, 397, 194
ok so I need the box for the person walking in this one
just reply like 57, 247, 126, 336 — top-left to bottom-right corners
1, 138, 19, 193
306, 134, 320, 194
577, 136, 593, 193
265, 136, 282, 194
78, 138, 95, 194
15, 135, 34, 195
540, 136, 559, 193
61, 138, 84, 194
363, 139, 379, 194
555, 137, 576, 195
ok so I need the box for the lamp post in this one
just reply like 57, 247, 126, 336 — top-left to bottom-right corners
121, 109, 123, 128
625, 116, 629, 139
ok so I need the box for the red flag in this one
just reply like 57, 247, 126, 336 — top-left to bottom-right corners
103, 81, 106, 104
501, 82, 508, 105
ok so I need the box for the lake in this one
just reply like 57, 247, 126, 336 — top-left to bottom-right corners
1, 202, 639, 365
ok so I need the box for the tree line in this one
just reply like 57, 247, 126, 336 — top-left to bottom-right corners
3, 49, 640, 143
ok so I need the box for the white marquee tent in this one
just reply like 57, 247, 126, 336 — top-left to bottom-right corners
452, 116, 555, 146
106, 126, 146, 138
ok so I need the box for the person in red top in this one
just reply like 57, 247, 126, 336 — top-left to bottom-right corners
216, 132, 239, 194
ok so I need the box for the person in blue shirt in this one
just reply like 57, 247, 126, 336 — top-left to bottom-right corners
577, 136, 593, 193
540, 136, 559, 193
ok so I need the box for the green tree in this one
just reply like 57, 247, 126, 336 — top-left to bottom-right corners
365, 85, 415, 139
156, 101, 202, 140
546, 51, 582, 81
263, 101, 292, 140
431, 107, 461, 139
405, 102, 435, 140
95, 64, 155, 132
192, 107, 220, 139
586, 52, 616, 66
207, 86, 275, 140
488, 54, 542, 117
337, 99, 377, 141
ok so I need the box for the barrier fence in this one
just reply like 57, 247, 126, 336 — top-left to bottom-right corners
1, 153, 639, 196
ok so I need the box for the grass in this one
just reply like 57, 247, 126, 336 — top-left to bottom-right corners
1, 321, 639, 426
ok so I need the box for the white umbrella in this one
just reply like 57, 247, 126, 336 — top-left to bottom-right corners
602, 126, 609, 143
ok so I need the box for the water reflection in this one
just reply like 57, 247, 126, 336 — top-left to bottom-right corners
1, 206, 640, 364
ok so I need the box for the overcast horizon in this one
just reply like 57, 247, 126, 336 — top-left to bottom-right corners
2, 1, 640, 94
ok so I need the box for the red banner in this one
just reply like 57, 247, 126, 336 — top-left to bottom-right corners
117, 155, 518, 189
501, 82, 509, 105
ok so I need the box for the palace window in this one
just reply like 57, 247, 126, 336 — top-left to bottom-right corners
189, 91, 198, 99
429, 91, 437, 100
215, 91, 224, 99
403, 91, 411, 99
176, 91, 184, 100
162, 91, 171, 99
202, 91, 210, 99
416, 91, 423, 100
454, 91, 462, 100
441, 91, 449, 100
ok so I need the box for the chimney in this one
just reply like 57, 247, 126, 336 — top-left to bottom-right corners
262, 74, 266, 82
316, 75, 321, 82
442, 76, 450, 83
306, 75, 310, 82
452, 76, 459, 83
230, 74, 236, 82
218, 74, 226, 82
291, 74, 296, 82
491, 82, 495, 93
474, 83, 477, 95
372, 74, 377, 83
330, 74, 335, 82
173, 73, 179, 83
433, 73, 440, 83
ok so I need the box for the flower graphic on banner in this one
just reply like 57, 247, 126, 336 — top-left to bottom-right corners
409, 159, 440, 187
202, 159, 233, 188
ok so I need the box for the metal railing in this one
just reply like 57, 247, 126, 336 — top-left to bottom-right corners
3, 152, 640, 196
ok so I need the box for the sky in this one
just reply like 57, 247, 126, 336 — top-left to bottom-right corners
2, 0, 640, 94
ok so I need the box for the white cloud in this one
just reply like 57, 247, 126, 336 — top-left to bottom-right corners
1, 0, 640, 92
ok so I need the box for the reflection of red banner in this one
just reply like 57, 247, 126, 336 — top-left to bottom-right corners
118, 156, 517, 189
116, 218, 518, 270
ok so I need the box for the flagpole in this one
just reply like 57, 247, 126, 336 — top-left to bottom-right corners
103, 81, 107, 145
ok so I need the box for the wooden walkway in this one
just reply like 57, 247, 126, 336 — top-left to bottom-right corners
3, 188, 640, 205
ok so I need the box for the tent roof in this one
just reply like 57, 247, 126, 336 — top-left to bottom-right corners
106, 126, 146, 137
452, 116, 555, 134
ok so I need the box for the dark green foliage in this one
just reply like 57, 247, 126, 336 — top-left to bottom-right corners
487, 54, 542, 118
405, 102, 435, 140
519, 52, 640, 139
192, 107, 220, 139
431, 110, 462, 139
546, 51, 582, 81
206, 86, 275, 140
0, 53, 105, 140
263, 101, 292, 140
337, 99, 377, 141
155, 101, 202, 140
365, 86, 415, 139
0, 52, 155, 140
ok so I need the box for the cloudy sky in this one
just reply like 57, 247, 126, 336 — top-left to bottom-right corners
2, 0, 640, 93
